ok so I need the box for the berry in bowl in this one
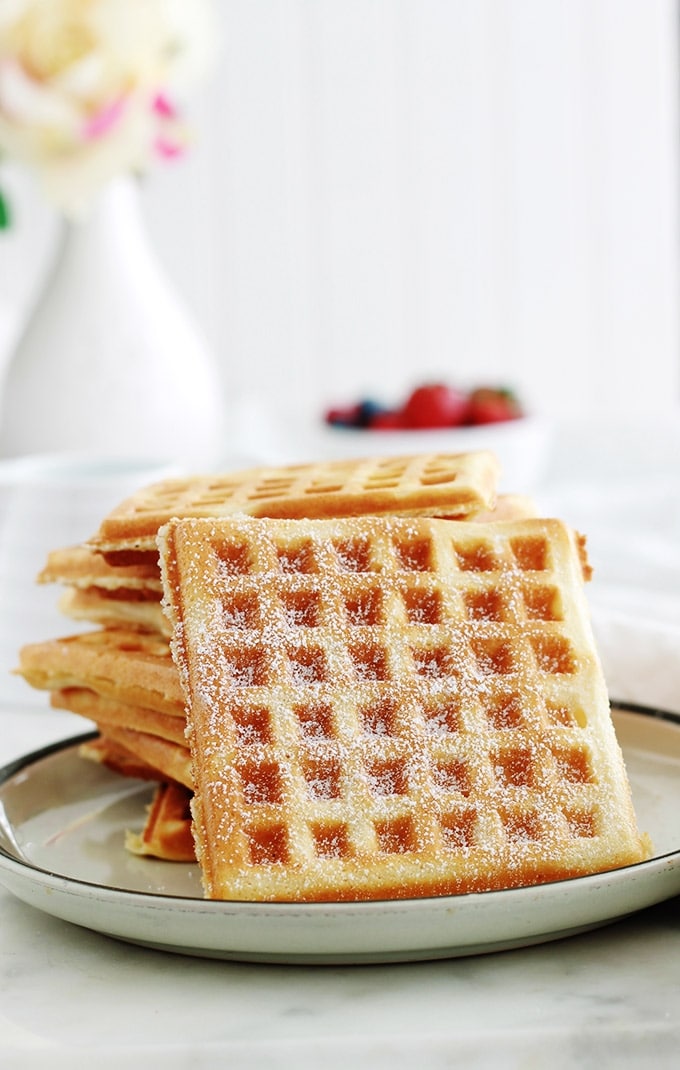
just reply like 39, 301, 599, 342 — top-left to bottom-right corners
322, 382, 548, 492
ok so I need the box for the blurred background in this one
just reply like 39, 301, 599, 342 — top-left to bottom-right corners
1, 0, 679, 430
0, 3, 678, 738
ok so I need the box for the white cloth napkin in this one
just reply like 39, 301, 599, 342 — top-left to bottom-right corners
540, 454, 680, 716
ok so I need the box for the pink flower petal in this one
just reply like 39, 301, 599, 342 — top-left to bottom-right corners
153, 93, 177, 119
83, 97, 126, 140
154, 136, 185, 159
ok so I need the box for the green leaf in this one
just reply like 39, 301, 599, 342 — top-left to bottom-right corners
0, 189, 10, 229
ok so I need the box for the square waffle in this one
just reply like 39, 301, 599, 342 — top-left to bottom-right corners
37, 545, 167, 634
17, 628, 184, 717
89, 451, 500, 564
90, 724, 193, 788
159, 514, 650, 902
40, 494, 533, 634
78, 734, 169, 783
38, 545, 162, 590
56, 588, 168, 635
50, 687, 188, 745
125, 782, 196, 862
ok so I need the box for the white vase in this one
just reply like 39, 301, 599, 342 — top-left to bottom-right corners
0, 177, 225, 466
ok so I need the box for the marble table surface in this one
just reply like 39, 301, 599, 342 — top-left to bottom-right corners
1, 415, 679, 1068
1, 709, 679, 1070
0, 713, 679, 1070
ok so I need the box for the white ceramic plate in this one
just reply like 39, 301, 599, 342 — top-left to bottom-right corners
0, 704, 678, 964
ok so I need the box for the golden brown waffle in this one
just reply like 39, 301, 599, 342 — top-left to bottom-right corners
37, 493, 534, 635
57, 587, 168, 635
17, 628, 184, 717
90, 451, 500, 564
78, 734, 167, 782
38, 544, 162, 590
38, 544, 166, 632
51, 687, 187, 745
159, 514, 649, 903
125, 782, 196, 862
96, 725, 192, 788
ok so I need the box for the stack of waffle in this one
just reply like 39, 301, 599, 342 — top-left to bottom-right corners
16, 450, 651, 896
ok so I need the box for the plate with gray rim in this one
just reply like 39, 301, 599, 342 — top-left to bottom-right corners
0, 703, 678, 964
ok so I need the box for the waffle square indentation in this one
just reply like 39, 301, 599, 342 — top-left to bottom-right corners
238, 761, 283, 804
232, 705, 272, 746
294, 702, 335, 739
419, 460, 459, 486
452, 541, 500, 572
552, 746, 594, 784
248, 477, 296, 500
247, 824, 289, 864
304, 481, 344, 495
402, 587, 443, 624
493, 748, 535, 788
280, 589, 322, 628
363, 458, 407, 485
546, 702, 587, 728
523, 585, 563, 621
503, 811, 544, 843
277, 542, 318, 574
440, 809, 476, 849
366, 758, 409, 796
360, 697, 398, 736
484, 694, 524, 730
412, 644, 459, 679
216, 541, 252, 575
463, 589, 509, 622
510, 535, 549, 571
221, 644, 270, 686
564, 808, 597, 838
195, 481, 239, 505
432, 759, 471, 796
344, 586, 383, 625
422, 697, 461, 735
471, 638, 516, 675
332, 537, 374, 572
350, 642, 390, 681
392, 537, 434, 572
311, 822, 351, 858
287, 645, 328, 684
303, 758, 342, 799
222, 592, 261, 629
375, 816, 417, 854
530, 634, 575, 674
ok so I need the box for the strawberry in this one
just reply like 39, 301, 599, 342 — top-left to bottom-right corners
401, 383, 469, 429
368, 410, 404, 430
465, 387, 522, 425
324, 404, 362, 427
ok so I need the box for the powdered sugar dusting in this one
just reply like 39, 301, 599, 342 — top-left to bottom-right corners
160, 514, 649, 902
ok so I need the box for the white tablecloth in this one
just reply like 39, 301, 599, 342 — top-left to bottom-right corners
538, 417, 680, 715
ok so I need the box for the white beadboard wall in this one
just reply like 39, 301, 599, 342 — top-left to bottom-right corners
1, 0, 679, 421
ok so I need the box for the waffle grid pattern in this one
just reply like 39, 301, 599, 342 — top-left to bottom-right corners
162, 515, 643, 902
18, 628, 184, 717
91, 451, 499, 557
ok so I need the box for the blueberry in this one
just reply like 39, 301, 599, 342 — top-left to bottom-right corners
356, 399, 386, 427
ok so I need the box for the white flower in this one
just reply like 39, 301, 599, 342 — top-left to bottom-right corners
0, 0, 217, 216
